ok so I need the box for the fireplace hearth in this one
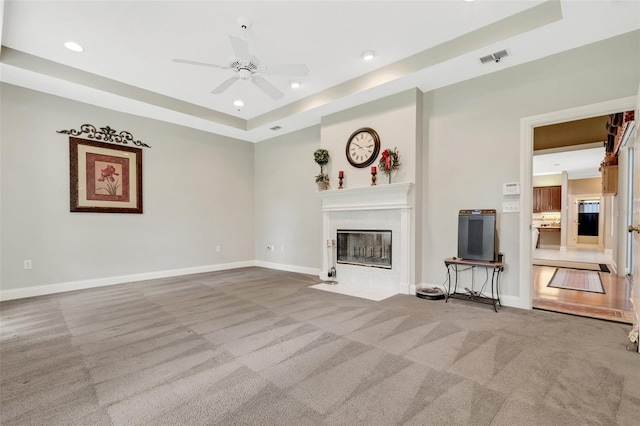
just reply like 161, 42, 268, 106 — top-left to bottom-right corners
337, 230, 392, 269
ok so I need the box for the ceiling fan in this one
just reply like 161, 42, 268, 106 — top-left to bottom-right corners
172, 17, 309, 100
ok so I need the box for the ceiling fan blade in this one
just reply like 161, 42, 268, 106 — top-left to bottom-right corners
211, 76, 238, 94
265, 64, 309, 77
172, 58, 229, 69
251, 75, 284, 100
229, 35, 250, 62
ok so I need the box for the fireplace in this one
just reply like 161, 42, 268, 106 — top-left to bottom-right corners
337, 230, 392, 269
318, 183, 414, 295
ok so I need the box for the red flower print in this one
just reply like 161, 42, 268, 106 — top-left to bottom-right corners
96, 164, 121, 195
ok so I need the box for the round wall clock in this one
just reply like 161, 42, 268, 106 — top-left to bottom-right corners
345, 127, 380, 168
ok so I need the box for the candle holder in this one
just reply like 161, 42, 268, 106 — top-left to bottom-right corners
338, 176, 344, 189
371, 169, 377, 186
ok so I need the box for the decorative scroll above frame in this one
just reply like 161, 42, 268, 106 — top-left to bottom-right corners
57, 124, 151, 148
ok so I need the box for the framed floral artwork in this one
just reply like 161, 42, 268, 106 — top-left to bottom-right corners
69, 137, 143, 213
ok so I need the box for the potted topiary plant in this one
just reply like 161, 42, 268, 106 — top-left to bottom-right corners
313, 148, 330, 190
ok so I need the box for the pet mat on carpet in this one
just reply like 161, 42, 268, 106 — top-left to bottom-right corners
547, 268, 605, 294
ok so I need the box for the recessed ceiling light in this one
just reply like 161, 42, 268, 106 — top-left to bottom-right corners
64, 41, 84, 52
362, 51, 375, 61
290, 81, 301, 89
233, 99, 244, 107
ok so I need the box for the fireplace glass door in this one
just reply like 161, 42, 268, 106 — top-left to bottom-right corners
337, 230, 392, 269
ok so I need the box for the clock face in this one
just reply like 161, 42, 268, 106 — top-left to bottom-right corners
346, 127, 380, 168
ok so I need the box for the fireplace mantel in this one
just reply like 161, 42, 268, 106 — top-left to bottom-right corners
318, 182, 414, 297
318, 182, 413, 211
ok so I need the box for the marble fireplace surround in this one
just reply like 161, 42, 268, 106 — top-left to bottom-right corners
318, 183, 414, 295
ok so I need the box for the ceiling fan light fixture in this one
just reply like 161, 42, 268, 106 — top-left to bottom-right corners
233, 99, 244, 107
362, 51, 375, 61
174, 19, 307, 101
290, 81, 301, 89
64, 41, 84, 52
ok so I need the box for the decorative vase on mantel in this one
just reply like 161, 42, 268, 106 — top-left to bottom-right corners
316, 177, 330, 191
315, 173, 330, 191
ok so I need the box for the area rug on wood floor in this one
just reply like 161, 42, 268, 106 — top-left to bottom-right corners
533, 298, 634, 324
547, 268, 605, 294
533, 258, 610, 273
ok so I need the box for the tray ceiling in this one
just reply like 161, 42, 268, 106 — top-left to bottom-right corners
1, 0, 639, 142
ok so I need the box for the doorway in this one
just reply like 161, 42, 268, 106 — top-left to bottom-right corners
577, 199, 600, 244
519, 96, 636, 314
530, 144, 631, 322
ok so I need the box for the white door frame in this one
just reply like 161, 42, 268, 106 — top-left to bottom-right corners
519, 96, 636, 310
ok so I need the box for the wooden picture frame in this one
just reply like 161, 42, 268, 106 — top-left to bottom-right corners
69, 137, 143, 213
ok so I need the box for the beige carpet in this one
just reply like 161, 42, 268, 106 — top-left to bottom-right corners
1, 267, 639, 425
547, 268, 605, 294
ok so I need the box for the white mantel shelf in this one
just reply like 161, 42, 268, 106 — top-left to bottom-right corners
318, 182, 414, 211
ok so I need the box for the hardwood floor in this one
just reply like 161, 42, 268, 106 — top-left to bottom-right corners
532, 245, 634, 323
534, 244, 613, 264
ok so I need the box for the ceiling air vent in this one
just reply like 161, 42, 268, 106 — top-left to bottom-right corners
270, 125, 282, 131
480, 50, 508, 64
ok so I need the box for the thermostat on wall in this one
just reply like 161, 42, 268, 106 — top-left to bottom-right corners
503, 182, 520, 195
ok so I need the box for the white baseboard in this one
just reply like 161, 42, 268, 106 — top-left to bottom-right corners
248, 261, 320, 276
500, 295, 529, 310
417, 282, 529, 310
0, 263, 530, 308
406, 283, 416, 295
0, 261, 254, 302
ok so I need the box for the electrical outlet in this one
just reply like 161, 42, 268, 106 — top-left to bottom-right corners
267, 245, 275, 251
216, 245, 221, 252
23, 260, 32, 270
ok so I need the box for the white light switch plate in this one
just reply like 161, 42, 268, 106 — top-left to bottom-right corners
502, 201, 520, 213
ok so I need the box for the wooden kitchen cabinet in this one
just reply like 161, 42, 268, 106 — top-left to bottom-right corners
550, 186, 561, 211
533, 185, 561, 212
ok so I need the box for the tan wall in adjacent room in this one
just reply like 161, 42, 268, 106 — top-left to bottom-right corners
569, 177, 601, 194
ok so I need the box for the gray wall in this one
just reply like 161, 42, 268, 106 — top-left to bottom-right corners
421, 31, 639, 303
1, 84, 255, 296
254, 125, 322, 272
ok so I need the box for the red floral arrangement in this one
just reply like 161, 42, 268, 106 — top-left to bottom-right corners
379, 147, 400, 176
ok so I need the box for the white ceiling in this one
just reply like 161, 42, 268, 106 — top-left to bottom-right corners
533, 146, 605, 179
1, 0, 639, 142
